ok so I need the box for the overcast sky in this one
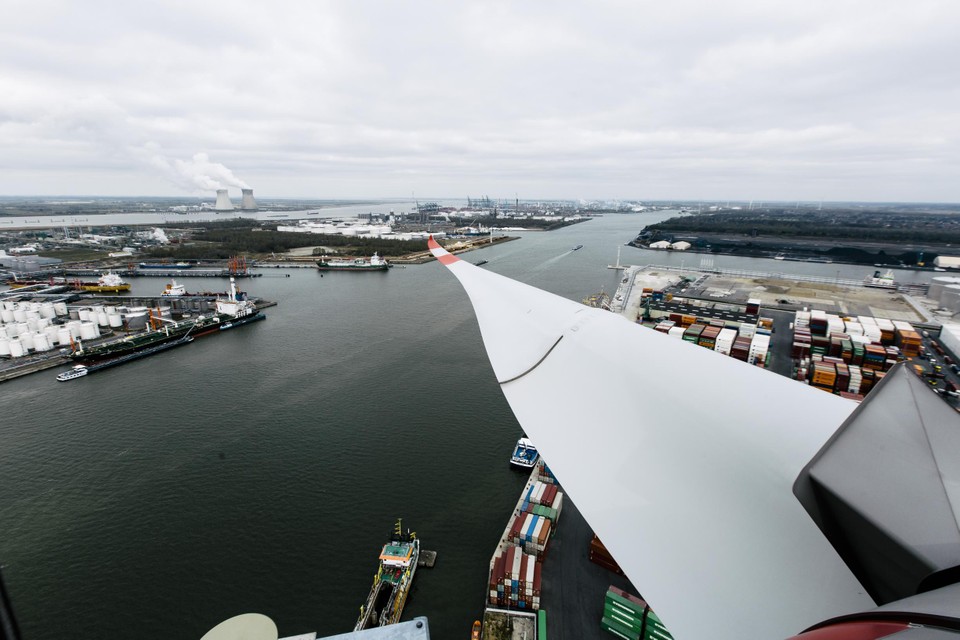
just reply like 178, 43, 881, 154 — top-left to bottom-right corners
1, 1, 958, 202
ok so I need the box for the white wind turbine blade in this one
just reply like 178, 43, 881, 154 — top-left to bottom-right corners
429, 238, 874, 640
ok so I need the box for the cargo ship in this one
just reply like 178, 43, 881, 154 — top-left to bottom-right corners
58, 335, 194, 380
139, 261, 192, 269
316, 252, 390, 271
76, 272, 131, 293
864, 269, 897, 289
355, 521, 420, 630
71, 278, 263, 361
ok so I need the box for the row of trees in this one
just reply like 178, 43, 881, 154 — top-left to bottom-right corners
144, 228, 426, 259
644, 211, 960, 244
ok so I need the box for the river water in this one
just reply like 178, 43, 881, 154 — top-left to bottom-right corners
0, 212, 938, 639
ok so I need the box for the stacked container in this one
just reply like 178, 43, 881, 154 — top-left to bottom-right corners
589, 535, 624, 575
601, 586, 673, 640
488, 545, 542, 611
748, 334, 770, 366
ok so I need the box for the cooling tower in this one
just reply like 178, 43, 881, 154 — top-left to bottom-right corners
240, 188, 258, 211
214, 189, 234, 211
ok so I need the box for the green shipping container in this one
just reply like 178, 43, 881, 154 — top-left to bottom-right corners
601, 616, 641, 640
604, 589, 646, 616
603, 603, 644, 634
538, 609, 547, 640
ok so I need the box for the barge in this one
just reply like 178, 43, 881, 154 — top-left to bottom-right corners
355, 520, 420, 630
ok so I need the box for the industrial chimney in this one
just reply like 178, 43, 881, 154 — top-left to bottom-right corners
240, 189, 258, 211
214, 189, 234, 211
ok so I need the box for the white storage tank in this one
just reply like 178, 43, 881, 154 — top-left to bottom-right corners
97, 311, 109, 326
53, 302, 68, 316
108, 313, 123, 328
40, 302, 56, 319
67, 321, 83, 339
78, 308, 91, 322
940, 286, 960, 314
79, 322, 98, 340
929, 276, 960, 303
13, 308, 27, 323
57, 327, 73, 346
0, 337, 9, 356
19, 331, 35, 351
0, 309, 13, 323
33, 332, 52, 352
44, 325, 59, 343
0, 326, 6, 339
8, 338, 24, 358
26, 317, 39, 332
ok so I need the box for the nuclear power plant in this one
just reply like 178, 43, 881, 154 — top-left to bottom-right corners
211, 188, 257, 211
214, 189, 234, 211
240, 189, 258, 211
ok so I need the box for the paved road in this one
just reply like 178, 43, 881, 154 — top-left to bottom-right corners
541, 492, 640, 640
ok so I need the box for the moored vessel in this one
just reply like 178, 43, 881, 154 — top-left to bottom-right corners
161, 279, 187, 296
56, 365, 89, 381
77, 272, 131, 292
316, 252, 390, 271
510, 437, 540, 468
864, 269, 897, 289
355, 520, 420, 630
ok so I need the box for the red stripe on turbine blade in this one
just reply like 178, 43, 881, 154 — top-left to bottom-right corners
428, 235, 460, 264
437, 253, 459, 265
789, 622, 911, 640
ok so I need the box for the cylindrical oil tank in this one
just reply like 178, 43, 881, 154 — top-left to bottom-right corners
13, 308, 27, 322
37, 318, 50, 330
0, 309, 13, 323
8, 338, 24, 358
929, 277, 960, 303
26, 309, 40, 321
26, 317, 39, 332
53, 302, 68, 316
68, 308, 80, 320
96, 312, 109, 326
940, 285, 960, 313
108, 313, 123, 328
105, 306, 116, 314
78, 308, 91, 322
67, 321, 83, 339
19, 331, 35, 351
40, 302, 56, 319
124, 311, 148, 331
33, 332, 52, 352
79, 322, 98, 340
43, 325, 59, 343
57, 327, 73, 346
0, 326, 7, 339
1, 301, 12, 311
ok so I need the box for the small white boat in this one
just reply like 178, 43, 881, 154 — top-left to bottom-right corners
510, 437, 539, 468
56, 365, 88, 382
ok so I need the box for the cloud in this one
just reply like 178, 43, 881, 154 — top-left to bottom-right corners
0, 0, 958, 201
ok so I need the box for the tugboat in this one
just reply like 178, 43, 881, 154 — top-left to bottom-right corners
355, 520, 420, 630
510, 437, 540, 468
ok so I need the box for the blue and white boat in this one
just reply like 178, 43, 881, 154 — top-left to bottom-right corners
510, 437, 539, 468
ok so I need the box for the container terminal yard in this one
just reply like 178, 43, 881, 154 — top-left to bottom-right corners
608, 264, 960, 408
